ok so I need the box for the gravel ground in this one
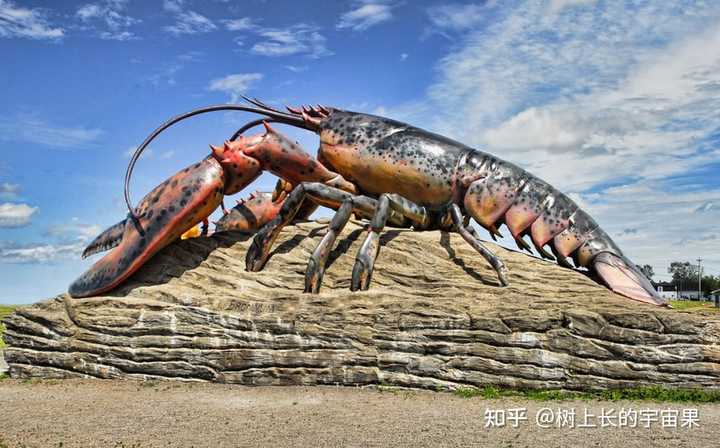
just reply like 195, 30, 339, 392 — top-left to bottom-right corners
1, 380, 718, 448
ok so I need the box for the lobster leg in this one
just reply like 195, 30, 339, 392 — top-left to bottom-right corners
351, 195, 390, 291
349, 193, 431, 291
305, 199, 354, 293
449, 204, 509, 287
246, 182, 374, 272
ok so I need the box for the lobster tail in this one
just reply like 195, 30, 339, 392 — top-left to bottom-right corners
593, 252, 667, 306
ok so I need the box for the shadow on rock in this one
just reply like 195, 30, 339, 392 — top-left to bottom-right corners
439, 231, 500, 287
101, 231, 255, 298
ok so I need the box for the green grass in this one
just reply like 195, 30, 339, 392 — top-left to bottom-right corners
0, 304, 18, 349
670, 300, 720, 312
453, 385, 720, 403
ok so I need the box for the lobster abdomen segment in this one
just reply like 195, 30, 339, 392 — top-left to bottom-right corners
69, 158, 226, 298
460, 152, 665, 305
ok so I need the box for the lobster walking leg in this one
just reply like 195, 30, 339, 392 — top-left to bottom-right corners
246, 182, 378, 272
351, 194, 390, 291
449, 204, 509, 287
350, 193, 434, 291
305, 199, 354, 293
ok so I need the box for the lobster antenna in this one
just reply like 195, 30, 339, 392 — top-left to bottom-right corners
124, 103, 314, 221
241, 96, 285, 114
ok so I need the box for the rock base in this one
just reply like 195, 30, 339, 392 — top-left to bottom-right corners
4, 221, 720, 390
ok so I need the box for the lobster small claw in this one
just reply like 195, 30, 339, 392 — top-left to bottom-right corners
215, 191, 285, 233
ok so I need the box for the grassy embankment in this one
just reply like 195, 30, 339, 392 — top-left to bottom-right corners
448, 385, 720, 402
669, 299, 720, 312
0, 305, 18, 349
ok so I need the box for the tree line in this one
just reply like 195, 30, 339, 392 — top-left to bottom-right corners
638, 261, 719, 297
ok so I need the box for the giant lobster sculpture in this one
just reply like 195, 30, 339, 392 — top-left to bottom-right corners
68, 99, 666, 306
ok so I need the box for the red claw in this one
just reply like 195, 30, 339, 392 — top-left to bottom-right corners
69, 158, 226, 298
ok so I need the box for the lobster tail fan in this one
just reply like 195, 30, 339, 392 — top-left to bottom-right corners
593, 252, 668, 307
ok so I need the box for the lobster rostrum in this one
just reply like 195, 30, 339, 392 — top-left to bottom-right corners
69, 99, 666, 307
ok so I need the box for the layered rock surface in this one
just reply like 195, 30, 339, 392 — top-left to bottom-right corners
4, 221, 719, 390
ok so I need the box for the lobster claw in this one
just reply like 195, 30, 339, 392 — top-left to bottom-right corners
215, 191, 284, 233
68, 158, 227, 298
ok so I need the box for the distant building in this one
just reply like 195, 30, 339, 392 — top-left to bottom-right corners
678, 290, 703, 300
655, 282, 678, 300
654, 283, 711, 301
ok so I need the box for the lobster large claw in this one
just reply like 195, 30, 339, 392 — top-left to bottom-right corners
69, 158, 227, 297
69, 143, 266, 298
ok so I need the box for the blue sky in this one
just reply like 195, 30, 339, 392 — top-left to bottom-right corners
1, 0, 718, 304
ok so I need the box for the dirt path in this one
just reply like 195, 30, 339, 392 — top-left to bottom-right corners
1, 380, 717, 447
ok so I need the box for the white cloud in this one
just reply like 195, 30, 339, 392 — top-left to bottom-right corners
46, 220, 102, 243
158, 149, 175, 160
163, 0, 184, 13
76, 4, 101, 20
251, 24, 331, 58
122, 145, 152, 159
122, 146, 172, 160
164, 10, 216, 35
177, 50, 203, 61
76, 0, 139, 41
337, 2, 394, 31
0, 115, 103, 148
695, 202, 714, 214
0, 202, 38, 228
548, 0, 596, 15
426, 3, 487, 31
0, 217, 104, 263
223, 17, 256, 31
0, 241, 85, 263
285, 65, 308, 73
0, 0, 64, 39
0, 182, 19, 200
380, 1, 720, 278
208, 73, 263, 102
400, 53, 408, 61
